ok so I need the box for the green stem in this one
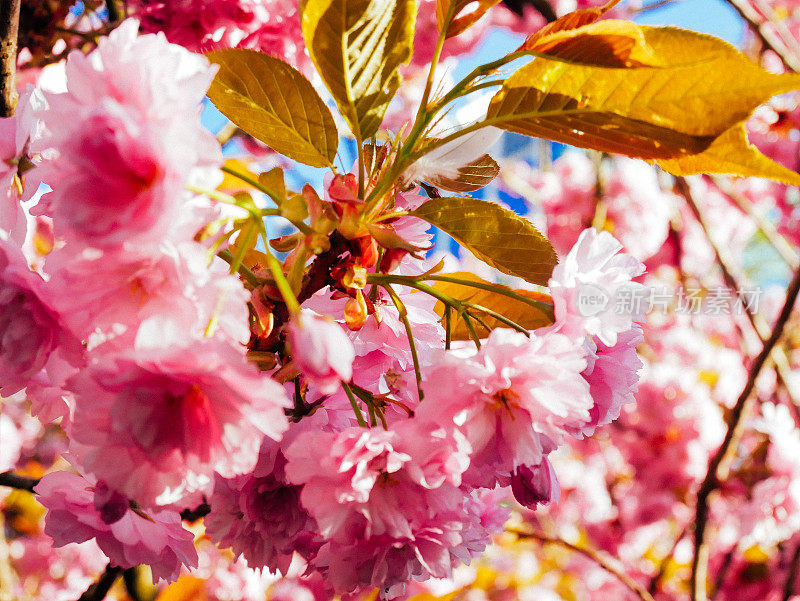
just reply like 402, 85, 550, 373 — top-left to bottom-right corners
369, 273, 554, 319
342, 382, 368, 427
465, 302, 531, 336
229, 221, 258, 278
186, 184, 241, 206
264, 249, 301, 314
217, 249, 260, 287
445, 305, 452, 350
221, 165, 282, 205
382, 284, 425, 401
462, 313, 483, 349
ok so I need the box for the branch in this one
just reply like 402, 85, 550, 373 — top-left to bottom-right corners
688, 240, 800, 601
782, 542, 800, 601
180, 502, 210, 522
252, 232, 353, 353
0, 0, 20, 117
502, 0, 558, 22
509, 528, 656, 601
0, 471, 38, 493
678, 177, 800, 418
724, 0, 800, 72
77, 564, 123, 601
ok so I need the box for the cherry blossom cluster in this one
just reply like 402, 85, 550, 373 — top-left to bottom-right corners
0, 7, 645, 601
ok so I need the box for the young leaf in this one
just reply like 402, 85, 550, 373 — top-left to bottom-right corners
520, 19, 655, 67
485, 24, 800, 181
410, 197, 558, 285
301, 0, 417, 140
206, 50, 338, 168
437, 0, 502, 39
523, 0, 621, 41
430, 273, 555, 339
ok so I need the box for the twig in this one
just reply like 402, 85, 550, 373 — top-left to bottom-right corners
77, 564, 123, 601
509, 528, 656, 601
105, 0, 122, 23
688, 240, 800, 600
782, 542, 800, 601
678, 177, 800, 417
0, 471, 38, 493
123, 568, 144, 601
724, 0, 800, 72
180, 502, 210, 522
0, 0, 21, 117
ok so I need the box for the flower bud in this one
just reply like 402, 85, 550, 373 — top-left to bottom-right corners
288, 309, 354, 394
345, 289, 368, 331
510, 458, 560, 509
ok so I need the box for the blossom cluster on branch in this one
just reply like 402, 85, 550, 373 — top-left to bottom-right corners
2, 1, 800, 601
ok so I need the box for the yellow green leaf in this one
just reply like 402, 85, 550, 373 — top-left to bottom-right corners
301, 0, 417, 140
410, 197, 557, 285
206, 49, 338, 168
524, 0, 621, 39
657, 123, 800, 185
520, 19, 655, 67
485, 24, 800, 181
258, 167, 287, 202
431, 273, 555, 340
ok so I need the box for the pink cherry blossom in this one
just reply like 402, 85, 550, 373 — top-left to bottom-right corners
131, 0, 309, 69
35, 471, 198, 582
419, 328, 593, 488
549, 228, 646, 346
206, 444, 318, 574
580, 326, 643, 436
31, 19, 221, 246
284, 420, 476, 596
68, 338, 290, 506
0, 235, 83, 401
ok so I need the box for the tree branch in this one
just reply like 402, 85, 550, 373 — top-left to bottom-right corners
77, 564, 123, 601
0, 471, 38, 493
678, 177, 800, 419
687, 223, 800, 601
509, 528, 656, 601
502, 0, 558, 22
782, 542, 800, 601
180, 502, 210, 522
0, 0, 20, 117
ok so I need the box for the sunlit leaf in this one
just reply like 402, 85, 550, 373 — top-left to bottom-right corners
431, 273, 554, 339
301, 0, 417, 140
524, 0, 621, 39
410, 197, 557, 285
437, 0, 502, 39
485, 25, 800, 181
428, 153, 500, 192
521, 19, 654, 67
657, 123, 800, 185
155, 576, 207, 601
258, 167, 287, 202
206, 49, 338, 168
